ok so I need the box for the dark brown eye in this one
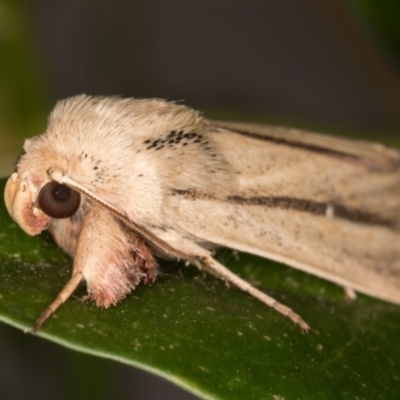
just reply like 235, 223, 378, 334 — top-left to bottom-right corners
38, 181, 81, 218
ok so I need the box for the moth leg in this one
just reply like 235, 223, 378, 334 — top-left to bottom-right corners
33, 207, 155, 333
32, 271, 83, 333
343, 286, 357, 301
195, 255, 310, 333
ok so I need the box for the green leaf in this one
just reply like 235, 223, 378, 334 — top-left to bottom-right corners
0, 177, 400, 399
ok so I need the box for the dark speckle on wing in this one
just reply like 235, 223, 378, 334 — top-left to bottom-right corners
143, 130, 210, 152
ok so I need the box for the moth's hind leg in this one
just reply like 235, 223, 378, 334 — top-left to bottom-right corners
194, 255, 310, 333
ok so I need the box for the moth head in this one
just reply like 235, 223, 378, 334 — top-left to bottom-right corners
5, 170, 81, 236
4, 130, 85, 235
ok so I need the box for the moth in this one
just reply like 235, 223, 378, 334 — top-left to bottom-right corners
4, 95, 400, 333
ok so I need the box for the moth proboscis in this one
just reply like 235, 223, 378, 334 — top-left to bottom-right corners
4, 95, 400, 333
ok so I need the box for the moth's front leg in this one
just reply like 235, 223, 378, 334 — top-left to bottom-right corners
33, 207, 156, 332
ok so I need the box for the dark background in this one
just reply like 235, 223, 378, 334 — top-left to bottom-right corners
0, 1, 399, 399
33, 0, 400, 128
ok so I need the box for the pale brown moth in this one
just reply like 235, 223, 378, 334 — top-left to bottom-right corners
4, 95, 400, 333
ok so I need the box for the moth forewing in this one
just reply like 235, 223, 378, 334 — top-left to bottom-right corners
210, 120, 400, 171
4, 94, 400, 333
174, 196, 400, 304
169, 121, 400, 305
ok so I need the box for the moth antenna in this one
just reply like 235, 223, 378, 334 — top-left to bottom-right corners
197, 256, 310, 333
49, 170, 188, 259
32, 271, 83, 333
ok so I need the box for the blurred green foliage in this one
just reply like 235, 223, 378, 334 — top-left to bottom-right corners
345, 0, 400, 62
0, 0, 48, 176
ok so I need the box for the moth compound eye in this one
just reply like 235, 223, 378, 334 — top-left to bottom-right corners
38, 181, 81, 218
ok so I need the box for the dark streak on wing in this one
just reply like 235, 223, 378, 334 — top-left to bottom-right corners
218, 126, 361, 161
229, 196, 394, 228
171, 189, 394, 228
